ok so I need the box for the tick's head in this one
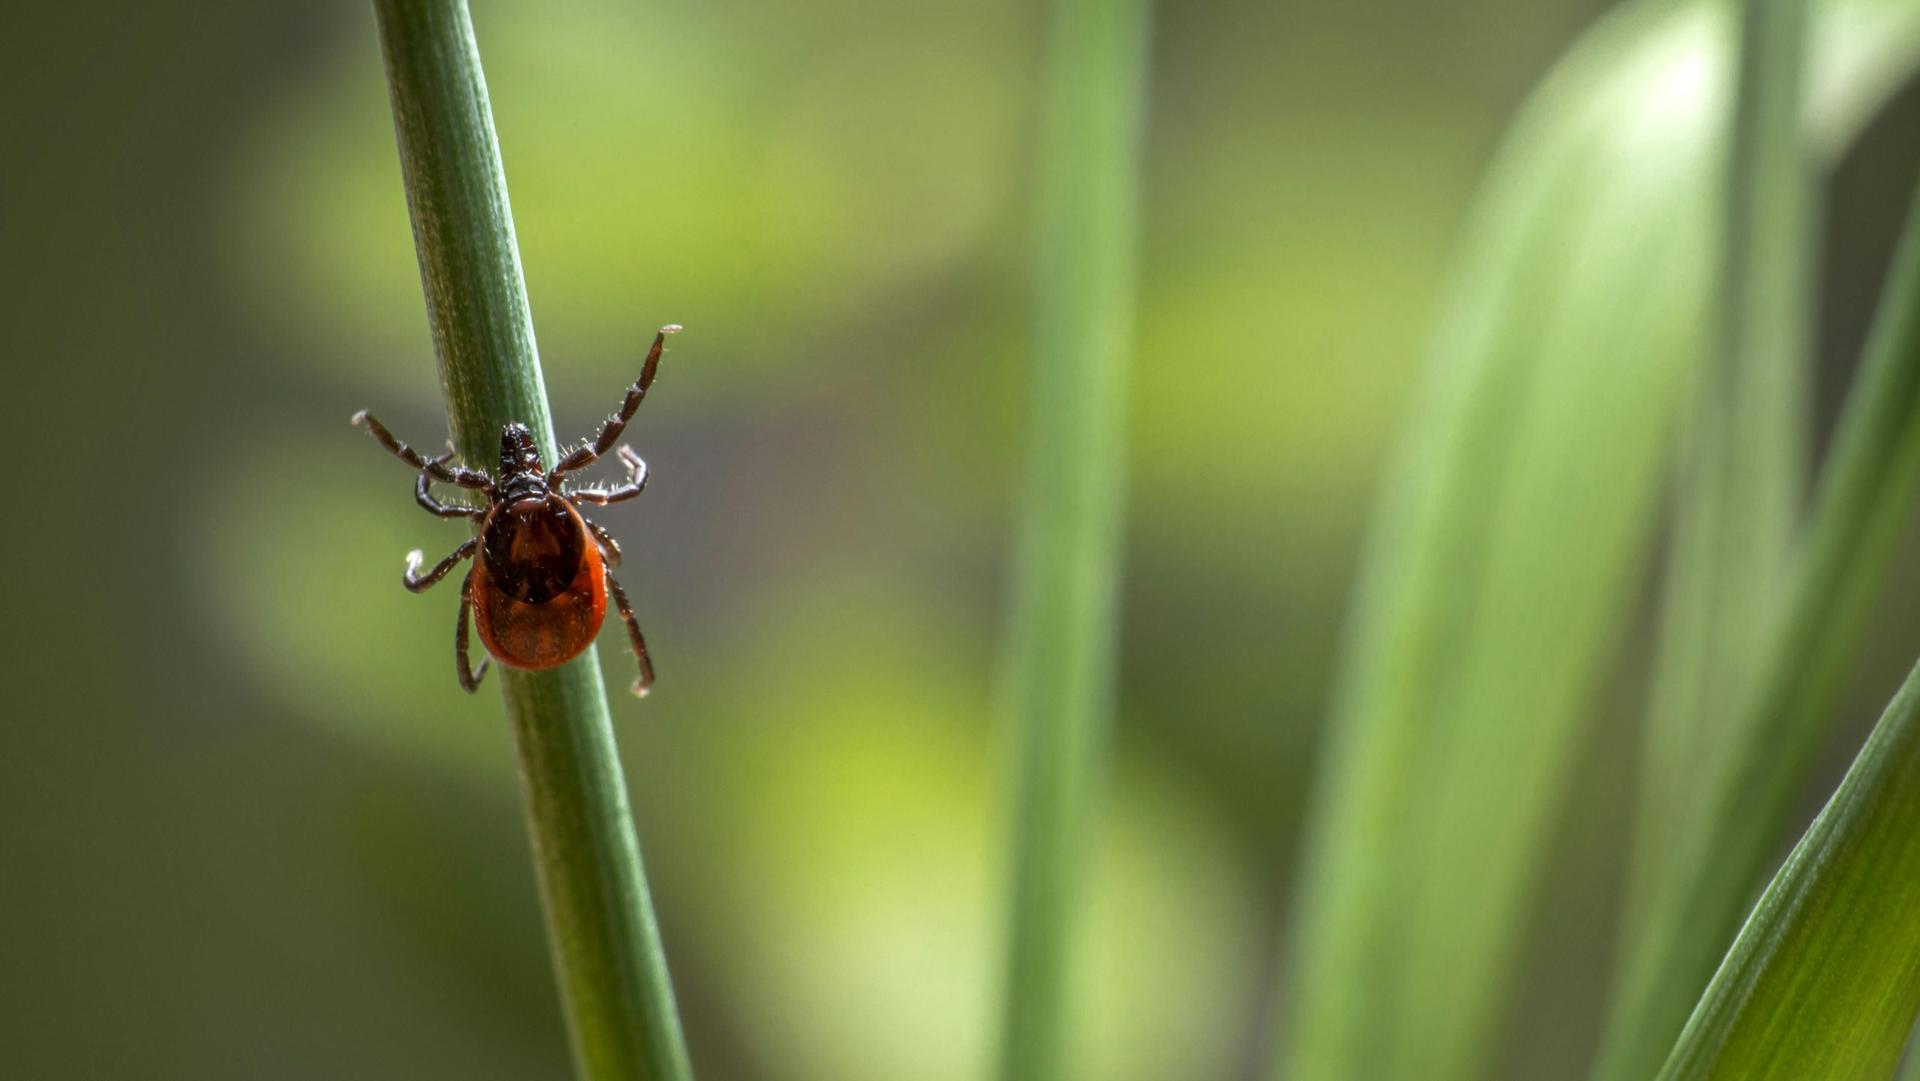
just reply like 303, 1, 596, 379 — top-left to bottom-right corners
498, 423, 544, 478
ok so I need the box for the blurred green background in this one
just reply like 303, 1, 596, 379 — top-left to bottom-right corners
3, 1, 1917, 1078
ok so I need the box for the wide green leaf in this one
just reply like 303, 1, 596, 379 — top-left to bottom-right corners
1655, 653, 1920, 1080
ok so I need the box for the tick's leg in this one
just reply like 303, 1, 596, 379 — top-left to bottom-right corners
457, 571, 490, 693
353, 411, 494, 490
581, 515, 623, 566
549, 325, 679, 479
404, 536, 479, 593
604, 571, 655, 697
569, 446, 649, 506
417, 454, 485, 519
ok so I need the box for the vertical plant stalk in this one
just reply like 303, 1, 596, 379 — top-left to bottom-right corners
1626, 0, 1810, 935
996, 0, 1151, 1078
372, 4, 693, 1080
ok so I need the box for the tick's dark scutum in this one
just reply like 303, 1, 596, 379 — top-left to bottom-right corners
482, 495, 588, 604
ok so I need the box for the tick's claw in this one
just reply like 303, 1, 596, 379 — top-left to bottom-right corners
351, 410, 369, 426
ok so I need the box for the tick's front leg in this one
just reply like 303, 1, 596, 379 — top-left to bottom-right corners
404, 536, 479, 593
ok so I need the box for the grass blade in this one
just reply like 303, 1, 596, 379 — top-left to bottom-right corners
1278, 7, 1727, 1076
1274, 3, 1920, 1078
1655, 654, 1920, 1081
1599, 177, 1920, 1081
995, 0, 1152, 1078
372, 3, 692, 1079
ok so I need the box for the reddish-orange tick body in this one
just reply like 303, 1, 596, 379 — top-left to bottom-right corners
352, 325, 681, 697
472, 493, 608, 669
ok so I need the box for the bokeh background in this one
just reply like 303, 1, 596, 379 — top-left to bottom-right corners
4, 1, 1919, 1078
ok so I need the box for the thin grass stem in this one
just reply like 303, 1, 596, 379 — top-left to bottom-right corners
995, 0, 1152, 1077
372, 3, 693, 1079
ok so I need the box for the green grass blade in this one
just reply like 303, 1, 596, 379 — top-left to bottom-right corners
1627, 0, 1810, 945
1599, 177, 1920, 1081
1278, 7, 1727, 1076
371, 3, 693, 1079
995, 0, 1151, 1078
1654, 654, 1920, 1081
1274, 2, 1920, 1079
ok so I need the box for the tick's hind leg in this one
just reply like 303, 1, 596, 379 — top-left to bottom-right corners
604, 571, 655, 697
457, 571, 490, 693
581, 515, 623, 566
404, 536, 479, 593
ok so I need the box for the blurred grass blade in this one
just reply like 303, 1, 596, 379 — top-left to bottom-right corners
1273, 2, 1920, 1079
1627, 0, 1809, 943
1600, 179, 1920, 1081
1279, 7, 1722, 1074
1654, 654, 1920, 1081
372, 3, 692, 1079
995, 0, 1151, 1078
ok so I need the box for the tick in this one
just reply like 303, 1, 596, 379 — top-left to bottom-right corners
352, 325, 681, 697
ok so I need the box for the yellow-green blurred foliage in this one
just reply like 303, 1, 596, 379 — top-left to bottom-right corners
2, 0, 1916, 1079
